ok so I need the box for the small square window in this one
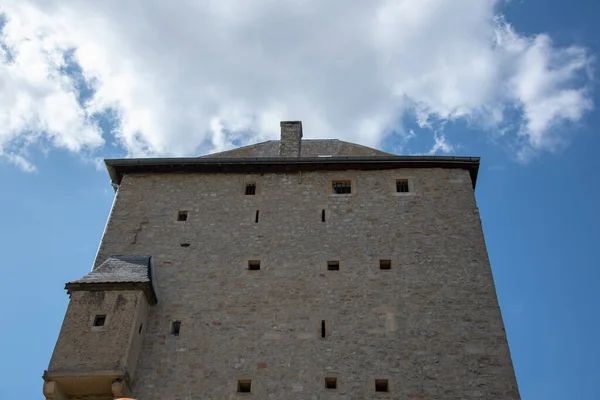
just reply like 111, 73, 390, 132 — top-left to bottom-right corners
93, 315, 106, 327
327, 261, 340, 271
332, 180, 352, 194
245, 183, 256, 196
248, 260, 261, 271
177, 211, 188, 221
325, 377, 337, 389
396, 179, 409, 193
379, 260, 391, 270
170, 320, 181, 336
375, 379, 389, 392
237, 380, 252, 393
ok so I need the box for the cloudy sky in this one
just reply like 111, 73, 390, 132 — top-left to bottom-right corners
1, 1, 599, 399
0, 0, 594, 167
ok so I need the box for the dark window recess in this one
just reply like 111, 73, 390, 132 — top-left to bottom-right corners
325, 377, 337, 389
380, 260, 392, 270
396, 179, 409, 193
375, 379, 389, 392
321, 209, 326, 222
180, 243, 190, 248
177, 211, 188, 221
255, 210, 260, 223
93, 315, 106, 327
327, 261, 340, 271
245, 183, 256, 195
332, 180, 352, 194
248, 260, 261, 271
138, 323, 143, 334
321, 320, 326, 338
170, 320, 181, 336
237, 380, 252, 393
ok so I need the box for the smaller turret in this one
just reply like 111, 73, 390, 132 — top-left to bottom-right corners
43, 256, 158, 399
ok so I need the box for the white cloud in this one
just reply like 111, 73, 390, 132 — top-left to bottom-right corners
0, 0, 593, 171
0, 149, 35, 172
496, 18, 593, 150
427, 132, 456, 155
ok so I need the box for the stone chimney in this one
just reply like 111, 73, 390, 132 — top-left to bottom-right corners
279, 121, 303, 157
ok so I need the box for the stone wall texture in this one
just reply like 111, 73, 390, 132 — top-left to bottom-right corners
49, 290, 146, 373
89, 167, 520, 399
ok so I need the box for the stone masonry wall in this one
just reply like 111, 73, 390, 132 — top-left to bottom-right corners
91, 167, 520, 399
49, 290, 143, 373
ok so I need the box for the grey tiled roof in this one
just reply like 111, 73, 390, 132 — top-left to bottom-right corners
201, 139, 395, 158
69, 256, 152, 284
67, 255, 158, 304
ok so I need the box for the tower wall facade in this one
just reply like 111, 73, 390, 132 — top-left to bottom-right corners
88, 167, 519, 399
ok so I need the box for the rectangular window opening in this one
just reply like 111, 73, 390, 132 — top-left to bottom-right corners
380, 260, 392, 270
321, 209, 326, 222
325, 377, 337, 389
327, 261, 339, 271
396, 179, 409, 193
170, 320, 181, 336
321, 320, 326, 338
237, 380, 252, 393
138, 323, 143, 334
177, 211, 188, 221
180, 243, 190, 247
245, 183, 256, 196
255, 210, 259, 223
375, 379, 389, 392
93, 315, 106, 327
248, 260, 261, 271
332, 180, 352, 194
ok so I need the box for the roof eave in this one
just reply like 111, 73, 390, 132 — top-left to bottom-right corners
105, 156, 480, 188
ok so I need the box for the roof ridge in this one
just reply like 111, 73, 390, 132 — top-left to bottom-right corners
200, 140, 276, 158
331, 139, 396, 156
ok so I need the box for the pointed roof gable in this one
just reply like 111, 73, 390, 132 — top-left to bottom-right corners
201, 139, 395, 158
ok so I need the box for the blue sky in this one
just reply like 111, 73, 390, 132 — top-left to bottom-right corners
0, 1, 599, 399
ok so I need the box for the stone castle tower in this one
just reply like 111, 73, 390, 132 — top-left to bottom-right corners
43, 121, 520, 399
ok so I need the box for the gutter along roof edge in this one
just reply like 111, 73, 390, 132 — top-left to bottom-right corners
105, 155, 480, 188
